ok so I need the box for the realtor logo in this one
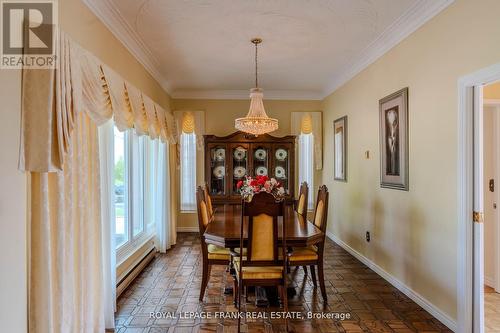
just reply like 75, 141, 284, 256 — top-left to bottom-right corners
1, 0, 57, 69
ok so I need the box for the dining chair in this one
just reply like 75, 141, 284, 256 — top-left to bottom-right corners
295, 181, 309, 217
233, 192, 289, 332
288, 185, 329, 302
203, 182, 215, 218
196, 186, 231, 301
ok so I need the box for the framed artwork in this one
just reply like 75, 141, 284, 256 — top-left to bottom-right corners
379, 87, 409, 191
333, 116, 347, 181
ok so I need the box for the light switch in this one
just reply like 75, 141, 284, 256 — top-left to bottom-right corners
365, 151, 370, 159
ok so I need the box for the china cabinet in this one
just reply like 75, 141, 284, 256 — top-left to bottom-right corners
204, 131, 295, 204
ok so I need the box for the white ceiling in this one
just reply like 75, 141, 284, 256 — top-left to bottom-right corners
84, 0, 453, 99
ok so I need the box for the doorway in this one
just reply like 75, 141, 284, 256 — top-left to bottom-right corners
457, 63, 500, 333
483, 84, 500, 332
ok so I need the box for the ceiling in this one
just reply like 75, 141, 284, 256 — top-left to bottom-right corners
84, 0, 453, 99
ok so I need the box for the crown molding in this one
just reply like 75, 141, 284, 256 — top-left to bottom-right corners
171, 89, 324, 100
84, 0, 453, 101
82, 0, 172, 93
321, 0, 455, 98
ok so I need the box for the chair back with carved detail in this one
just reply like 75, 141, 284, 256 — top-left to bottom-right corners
196, 186, 212, 236
296, 182, 309, 217
240, 192, 286, 267
203, 182, 214, 217
312, 185, 329, 235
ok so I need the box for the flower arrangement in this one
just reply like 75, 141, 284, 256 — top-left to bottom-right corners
236, 175, 285, 202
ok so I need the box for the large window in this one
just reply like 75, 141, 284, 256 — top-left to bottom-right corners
298, 133, 314, 210
180, 132, 197, 211
113, 126, 166, 256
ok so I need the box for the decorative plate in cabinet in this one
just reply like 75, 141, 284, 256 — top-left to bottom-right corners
213, 166, 225, 179
233, 166, 246, 179
254, 149, 267, 161
233, 148, 246, 161
275, 149, 287, 161
255, 166, 268, 176
214, 148, 225, 161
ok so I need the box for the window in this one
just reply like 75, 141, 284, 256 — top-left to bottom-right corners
298, 133, 314, 210
180, 132, 197, 211
112, 126, 167, 258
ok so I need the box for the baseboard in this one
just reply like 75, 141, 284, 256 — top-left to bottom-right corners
485, 276, 495, 288
176, 227, 198, 233
326, 231, 457, 332
116, 247, 156, 298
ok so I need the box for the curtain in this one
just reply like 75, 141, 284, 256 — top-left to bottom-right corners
98, 120, 116, 330
291, 111, 323, 170
30, 112, 105, 333
155, 142, 175, 252
180, 133, 197, 211
19, 31, 178, 173
298, 133, 315, 210
21, 30, 179, 333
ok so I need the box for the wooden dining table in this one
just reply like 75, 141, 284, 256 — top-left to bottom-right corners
203, 203, 324, 306
204, 204, 324, 249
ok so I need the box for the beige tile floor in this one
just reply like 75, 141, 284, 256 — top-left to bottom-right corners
485, 286, 500, 333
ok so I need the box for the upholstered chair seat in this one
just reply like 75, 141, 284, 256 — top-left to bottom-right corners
288, 246, 319, 262
233, 259, 283, 279
207, 244, 231, 260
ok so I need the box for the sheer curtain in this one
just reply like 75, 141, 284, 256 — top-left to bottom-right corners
155, 142, 174, 252
180, 132, 197, 211
299, 133, 315, 210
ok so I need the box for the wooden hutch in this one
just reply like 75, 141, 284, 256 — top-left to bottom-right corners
204, 131, 296, 204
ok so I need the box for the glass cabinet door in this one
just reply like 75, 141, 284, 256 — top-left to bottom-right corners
251, 144, 270, 178
231, 144, 248, 195
209, 144, 226, 195
273, 145, 290, 195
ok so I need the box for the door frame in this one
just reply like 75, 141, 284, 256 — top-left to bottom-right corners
457, 62, 500, 333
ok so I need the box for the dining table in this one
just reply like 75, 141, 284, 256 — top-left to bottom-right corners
204, 203, 324, 248
203, 203, 324, 306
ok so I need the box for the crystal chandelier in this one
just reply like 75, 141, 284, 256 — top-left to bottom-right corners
235, 38, 278, 135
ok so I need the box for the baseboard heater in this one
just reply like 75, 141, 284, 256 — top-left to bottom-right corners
116, 247, 156, 298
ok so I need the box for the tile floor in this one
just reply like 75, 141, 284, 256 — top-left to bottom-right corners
115, 233, 452, 332
485, 285, 500, 333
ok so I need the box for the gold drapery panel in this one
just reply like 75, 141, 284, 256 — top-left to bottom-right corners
19, 31, 178, 173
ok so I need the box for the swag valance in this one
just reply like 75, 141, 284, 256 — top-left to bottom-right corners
19, 31, 178, 173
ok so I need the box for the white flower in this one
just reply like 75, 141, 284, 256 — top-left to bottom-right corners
270, 178, 277, 186
277, 187, 285, 195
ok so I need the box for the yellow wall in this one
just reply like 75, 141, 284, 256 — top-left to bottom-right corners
321, 0, 500, 322
484, 81, 500, 99
0, 0, 172, 331
172, 99, 322, 229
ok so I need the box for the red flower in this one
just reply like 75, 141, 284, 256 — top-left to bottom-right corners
250, 180, 258, 186
236, 180, 243, 189
257, 177, 266, 186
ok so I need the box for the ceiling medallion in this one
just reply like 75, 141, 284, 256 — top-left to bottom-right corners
235, 38, 278, 136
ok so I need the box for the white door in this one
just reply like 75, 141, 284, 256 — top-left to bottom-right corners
473, 85, 485, 333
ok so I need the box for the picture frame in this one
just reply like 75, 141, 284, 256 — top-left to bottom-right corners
379, 87, 409, 191
333, 116, 347, 182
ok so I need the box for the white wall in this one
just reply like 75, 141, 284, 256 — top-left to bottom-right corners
0, 70, 27, 332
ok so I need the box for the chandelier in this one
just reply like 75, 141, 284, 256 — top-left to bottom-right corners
235, 38, 278, 136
